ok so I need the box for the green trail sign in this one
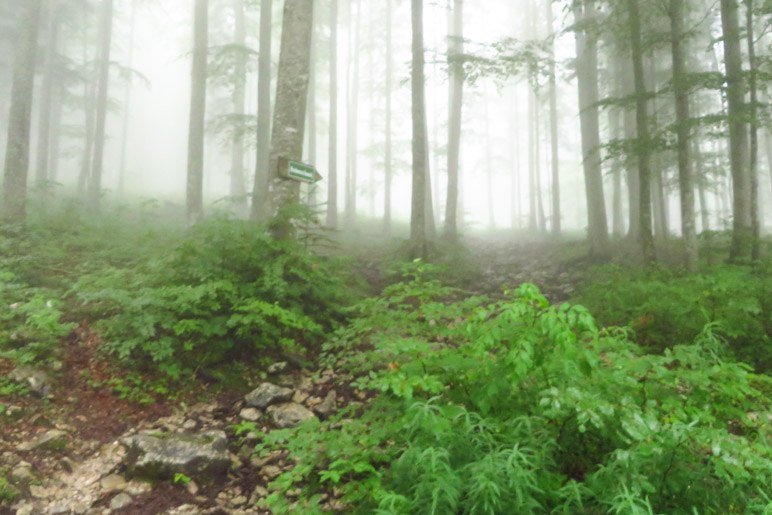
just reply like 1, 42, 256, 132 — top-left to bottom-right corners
278, 157, 322, 183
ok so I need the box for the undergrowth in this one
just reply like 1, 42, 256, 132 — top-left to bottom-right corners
257, 262, 772, 514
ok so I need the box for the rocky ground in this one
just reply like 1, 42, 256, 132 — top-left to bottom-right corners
1, 240, 584, 514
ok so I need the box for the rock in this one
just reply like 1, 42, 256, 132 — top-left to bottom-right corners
251, 485, 269, 500
16, 429, 67, 452
261, 465, 282, 480
110, 492, 133, 510
120, 430, 230, 482
231, 495, 248, 506
9, 366, 51, 396
292, 390, 309, 404
267, 361, 288, 374
186, 480, 200, 495
266, 403, 316, 428
244, 383, 293, 409
313, 390, 338, 418
100, 473, 127, 492
238, 407, 262, 422
183, 419, 198, 430
10, 463, 35, 485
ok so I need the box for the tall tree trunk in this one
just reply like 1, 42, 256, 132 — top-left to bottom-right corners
230, 0, 247, 211
410, 0, 428, 258
383, 0, 393, 234
117, 0, 136, 196
48, 78, 63, 182
326, 0, 338, 228
647, 57, 668, 239
444, 0, 462, 239
77, 14, 96, 197
528, 88, 537, 231
345, 0, 361, 227
534, 93, 546, 232
484, 87, 495, 230
251, 0, 273, 220
573, 0, 609, 258
765, 129, 772, 197
265, 0, 314, 238
2, 0, 42, 222
186, 0, 207, 223
745, 0, 760, 260
546, 0, 560, 235
619, 56, 640, 240
721, 0, 752, 260
693, 139, 711, 232
306, 19, 317, 207
35, 0, 59, 186
608, 94, 624, 236
88, 0, 114, 208
669, 0, 698, 271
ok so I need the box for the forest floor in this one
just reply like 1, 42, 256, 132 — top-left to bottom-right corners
1, 237, 583, 515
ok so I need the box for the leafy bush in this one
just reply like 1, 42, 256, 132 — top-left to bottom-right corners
573, 264, 772, 371
73, 218, 349, 378
259, 276, 772, 514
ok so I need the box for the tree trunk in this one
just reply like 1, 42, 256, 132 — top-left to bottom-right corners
721, 0, 752, 260
2, 0, 42, 222
306, 19, 317, 207
669, 0, 698, 270
265, 0, 314, 238
326, 0, 338, 228
626, 0, 655, 263
410, 0, 428, 258
745, 0, 760, 260
345, 0, 361, 227
572, 0, 609, 258
88, 0, 114, 208
250, 0, 273, 220
528, 88, 537, 232
186, 0, 207, 223
546, 0, 560, 235
34, 0, 59, 186
608, 92, 624, 237
383, 0, 393, 234
619, 56, 640, 240
230, 0, 247, 212
118, 0, 137, 196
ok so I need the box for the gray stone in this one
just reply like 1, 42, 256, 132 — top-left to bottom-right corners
244, 383, 293, 409
16, 429, 67, 452
120, 430, 230, 481
10, 463, 35, 484
238, 407, 262, 422
267, 361, 288, 374
100, 474, 127, 492
313, 390, 338, 418
9, 366, 51, 396
266, 403, 316, 428
109, 492, 133, 510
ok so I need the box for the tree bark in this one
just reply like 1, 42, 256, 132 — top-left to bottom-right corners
410, 0, 428, 258
383, 0, 393, 234
230, 0, 247, 212
745, 0, 760, 260
720, 0, 752, 260
444, 0, 462, 239
34, 0, 59, 186
345, 0, 361, 227
251, 0, 273, 220
572, 0, 609, 257
186, 0, 208, 223
2, 0, 42, 222
265, 0, 314, 238
326, 0, 338, 228
118, 0, 137, 196
546, 0, 560, 235
669, 0, 698, 270
88, 0, 114, 208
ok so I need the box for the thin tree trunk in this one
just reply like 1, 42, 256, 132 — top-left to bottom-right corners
546, 0, 560, 235
48, 78, 63, 182
535, 92, 546, 232
669, 0, 698, 270
528, 88, 537, 231
34, 0, 59, 185
88, 0, 114, 208
118, 0, 136, 196
745, 0, 760, 260
230, 0, 247, 212
251, 0, 273, 220
186, 0, 207, 223
626, 0, 655, 263
326, 0, 338, 228
620, 56, 640, 240
693, 139, 710, 232
721, 0, 752, 260
306, 18, 317, 207
410, 0, 428, 258
2, 0, 42, 222
345, 0, 361, 227
573, 0, 609, 258
383, 0, 393, 234
765, 129, 772, 198
609, 95, 624, 236
265, 0, 314, 238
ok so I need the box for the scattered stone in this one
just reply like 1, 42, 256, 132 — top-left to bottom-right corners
261, 465, 282, 480
16, 429, 67, 452
244, 383, 293, 409
120, 430, 230, 481
313, 390, 338, 418
110, 492, 133, 510
251, 485, 269, 499
49, 360, 64, 372
231, 495, 248, 506
100, 473, 127, 492
9, 366, 51, 396
267, 361, 288, 374
186, 480, 200, 495
10, 463, 35, 485
266, 403, 316, 428
183, 419, 198, 430
292, 390, 309, 404
306, 396, 322, 407
238, 407, 262, 422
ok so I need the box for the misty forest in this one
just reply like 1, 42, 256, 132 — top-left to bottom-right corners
0, 0, 771, 512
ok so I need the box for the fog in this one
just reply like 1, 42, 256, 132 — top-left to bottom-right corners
1, 0, 771, 256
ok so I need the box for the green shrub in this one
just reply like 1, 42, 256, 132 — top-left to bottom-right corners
573, 264, 772, 371
73, 218, 349, 378
260, 279, 772, 514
